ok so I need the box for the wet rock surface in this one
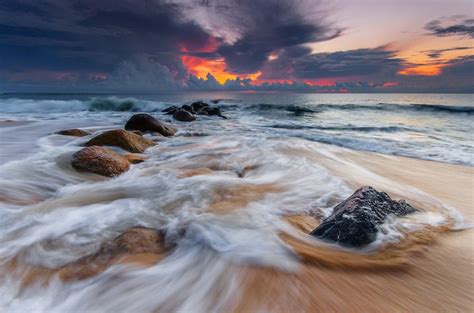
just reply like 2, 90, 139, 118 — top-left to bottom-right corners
71, 146, 130, 177
173, 109, 196, 122
310, 186, 417, 247
85, 129, 155, 153
163, 101, 227, 120
56, 129, 90, 137
125, 113, 176, 137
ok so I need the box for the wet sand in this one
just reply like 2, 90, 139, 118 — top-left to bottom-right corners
238, 148, 473, 312
1, 142, 472, 312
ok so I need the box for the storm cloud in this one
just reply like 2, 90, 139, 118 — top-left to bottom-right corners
425, 18, 474, 38
0, 1, 473, 92
261, 46, 403, 80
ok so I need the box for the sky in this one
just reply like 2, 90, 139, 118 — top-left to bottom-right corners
0, 0, 473, 92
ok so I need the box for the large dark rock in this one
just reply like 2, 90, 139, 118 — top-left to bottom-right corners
173, 109, 196, 122
71, 146, 130, 177
85, 129, 155, 153
125, 113, 176, 137
56, 129, 90, 137
310, 186, 417, 247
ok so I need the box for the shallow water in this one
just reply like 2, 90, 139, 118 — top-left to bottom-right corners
0, 92, 471, 312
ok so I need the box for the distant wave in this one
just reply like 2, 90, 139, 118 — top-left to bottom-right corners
0, 97, 169, 113
242, 102, 474, 115
243, 103, 319, 114
267, 124, 411, 133
317, 103, 474, 114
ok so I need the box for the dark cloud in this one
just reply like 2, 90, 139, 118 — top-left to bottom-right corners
260, 46, 403, 80
210, 0, 342, 73
422, 46, 472, 58
0, 1, 472, 93
425, 18, 474, 38
0, 0, 212, 78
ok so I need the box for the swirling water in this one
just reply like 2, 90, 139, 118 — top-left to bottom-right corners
0, 92, 472, 312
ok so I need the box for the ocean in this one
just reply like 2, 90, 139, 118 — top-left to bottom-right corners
0, 92, 472, 312
1, 92, 472, 165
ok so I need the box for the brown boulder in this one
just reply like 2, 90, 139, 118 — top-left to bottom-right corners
125, 113, 176, 137
56, 129, 90, 137
85, 129, 155, 153
59, 227, 166, 281
71, 146, 130, 177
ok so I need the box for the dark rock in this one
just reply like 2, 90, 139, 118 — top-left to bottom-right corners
56, 129, 90, 137
310, 186, 416, 247
197, 106, 227, 119
173, 109, 196, 122
190, 101, 209, 112
85, 129, 155, 153
125, 113, 176, 137
162, 106, 178, 115
71, 146, 130, 177
181, 104, 196, 114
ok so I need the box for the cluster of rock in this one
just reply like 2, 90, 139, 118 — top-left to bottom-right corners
59, 113, 177, 177
163, 101, 227, 122
310, 186, 417, 247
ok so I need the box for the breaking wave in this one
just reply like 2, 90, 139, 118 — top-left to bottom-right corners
0, 97, 168, 113
240, 102, 474, 115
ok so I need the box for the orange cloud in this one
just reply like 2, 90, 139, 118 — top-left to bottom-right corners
181, 54, 260, 84
398, 64, 446, 76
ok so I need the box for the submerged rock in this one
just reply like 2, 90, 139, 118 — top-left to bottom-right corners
85, 129, 155, 153
71, 146, 130, 177
173, 109, 196, 122
59, 227, 166, 281
125, 113, 177, 137
310, 186, 416, 247
56, 129, 90, 137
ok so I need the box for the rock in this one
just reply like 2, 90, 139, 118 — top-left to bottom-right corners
181, 104, 196, 114
197, 106, 227, 118
173, 109, 196, 122
56, 129, 90, 137
85, 129, 155, 153
190, 101, 209, 112
130, 130, 143, 136
162, 106, 178, 115
124, 153, 149, 164
310, 186, 416, 247
125, 113, 177, 137
71, 146, 130, 177
59, 227, 166, 281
